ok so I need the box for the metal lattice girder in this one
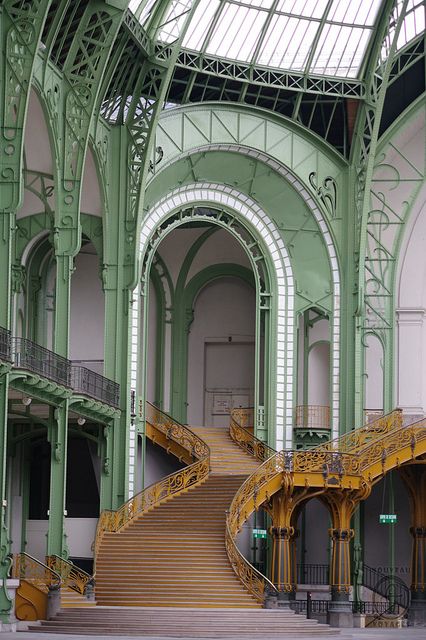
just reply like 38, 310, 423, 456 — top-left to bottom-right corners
388, 33, 425, 86
175, 50, 366, 99
122, 6, 152, 56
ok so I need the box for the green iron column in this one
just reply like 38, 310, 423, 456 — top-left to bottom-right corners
46, 404, 69, 558
39, 0, 126, 535
0, 373, 12, 623
101, 126, 134, 509
0, 0, 53, 622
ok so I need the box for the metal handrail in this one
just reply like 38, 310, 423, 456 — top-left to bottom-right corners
295, 405, 331, 430
94, 403, 210, 571
229, 408, 276, 462
225, 517, 277, 602
0, 326, 120, 408
13, 337, 71, 387
12, 552, 61, 593
71, 365, 120, 409
46, 555, 92, 595
297, 563, 329, 585
310, 408, 404, 454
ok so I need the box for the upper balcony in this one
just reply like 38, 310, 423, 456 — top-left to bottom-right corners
0, 328, 119, 410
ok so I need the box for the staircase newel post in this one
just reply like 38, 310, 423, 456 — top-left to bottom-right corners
399, 466, 426, 626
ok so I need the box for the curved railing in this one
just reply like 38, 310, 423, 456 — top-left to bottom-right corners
46, 555, 92, 595
359, 417, 426, 479
311, 409, 403, 454
13, 553, 61, 593
230, 408, 276, 462
225, 451, 286, 601
94, 403, 210, 567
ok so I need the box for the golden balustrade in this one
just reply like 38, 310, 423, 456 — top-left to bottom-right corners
225, 407, 426, 599
230, 407, 254, 430
311, 408, 403, 454
46, 555, 92, 595
295, 405, 331, 430
12, 553, 61, 593
225, 451, 286, 600
358, 418, 426, 480
230, 408, 276, 463
94, 403, 210, 568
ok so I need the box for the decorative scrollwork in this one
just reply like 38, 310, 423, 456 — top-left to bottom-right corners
12, 553, 61, 593
229, 408, 276, 463
94, 403, 210, 568
46, 555, 92, 595
309, 172, 338, 219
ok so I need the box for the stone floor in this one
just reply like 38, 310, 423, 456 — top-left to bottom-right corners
1, 630, 425, 640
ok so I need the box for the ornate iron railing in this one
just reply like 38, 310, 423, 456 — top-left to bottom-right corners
2, 331, 120, 407
359, 419, 426, 477
291, 599, 330, 614
225, 451, 286, 601
295, 405, 331, 430
230, 408, 276, 463
46, 555, 92, 595
13, 337, 71, 387
0, 326, 12, 362
94, 404, 210, 568
231, 407, 254, 429
297, 563, 329, 585
71, 365, 120, 409
311, 409, 403, 455
12, 553, 61, 593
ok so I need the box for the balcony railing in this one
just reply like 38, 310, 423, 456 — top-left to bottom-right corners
295, 405, 331, 430
71, 366, 120, 409
13, 337, 71, 387
0, 327, 120, 409
297, 563, 329, 585
0, 327, 12, 362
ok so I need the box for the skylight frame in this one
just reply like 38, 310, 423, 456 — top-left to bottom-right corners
129, 0, 426, 81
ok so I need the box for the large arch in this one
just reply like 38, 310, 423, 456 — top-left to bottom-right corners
129, 183, 294, 497
147, 143, 341, 436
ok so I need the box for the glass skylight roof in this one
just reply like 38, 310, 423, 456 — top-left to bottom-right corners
180, 0, 384, 78
130, 0, 426, 80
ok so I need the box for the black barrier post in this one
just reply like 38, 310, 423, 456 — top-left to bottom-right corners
307, 591, 312, 619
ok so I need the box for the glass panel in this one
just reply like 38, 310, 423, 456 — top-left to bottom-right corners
183, 0, 220, 50
206, 4, 268, 62
257, 15, 319, 69
139, 0, 425, 78
311, 24, 371, 77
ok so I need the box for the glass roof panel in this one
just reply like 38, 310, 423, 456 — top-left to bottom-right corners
397, 0, 425, 50
205, 4, 268, 62
128, 0, 425, 79
311, 24, 372, 77
256, 15, 320, 70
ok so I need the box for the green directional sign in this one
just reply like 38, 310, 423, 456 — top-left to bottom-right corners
253, 528, 267, 539
380, 514, 397, 524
